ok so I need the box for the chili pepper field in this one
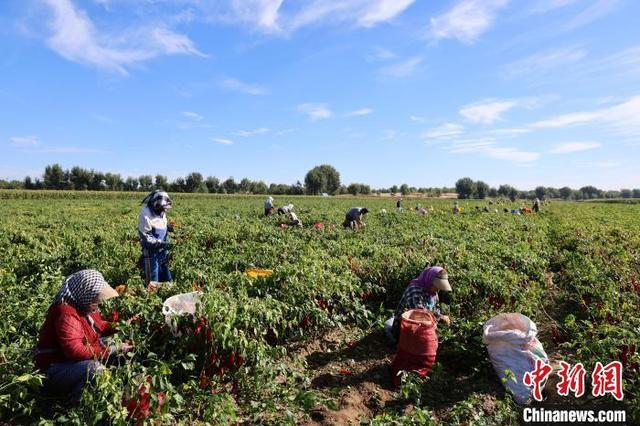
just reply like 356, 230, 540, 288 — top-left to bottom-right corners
0, 191, 638, 424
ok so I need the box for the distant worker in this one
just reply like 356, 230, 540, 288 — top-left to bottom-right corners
264, 196, 274, 216
344, 207, 369, 229
533, 197, 541, 213
34, 270, 134, 403
288, 211, 303, 227
139, 190, 173, 284
277, 203, 294, 215
416, 205, 428, 215
397, 198, 403, 211
384, 266, 452, 342
453, 202, 460, 215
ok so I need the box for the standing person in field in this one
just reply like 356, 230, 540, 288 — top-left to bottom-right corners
343, 207, 369, 229
139, 190, 174, 284
384, 266, 452, 342
453, 201, 460, 215
277, 203, 294, 215
264, 196, 274, 216
533, 197, 541, 213
397, 198, 403, 211
34, 270, 134, 403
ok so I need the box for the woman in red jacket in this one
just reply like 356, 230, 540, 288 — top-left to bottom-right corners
34, 270, 133, 402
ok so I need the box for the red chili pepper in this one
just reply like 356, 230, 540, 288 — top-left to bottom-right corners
339, 368, 353, 376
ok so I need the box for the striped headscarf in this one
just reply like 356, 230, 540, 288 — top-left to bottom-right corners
142, 190, 172, 212
52, 269, 111, 313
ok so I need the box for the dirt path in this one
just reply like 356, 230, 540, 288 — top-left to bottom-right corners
291, 326, 398, 425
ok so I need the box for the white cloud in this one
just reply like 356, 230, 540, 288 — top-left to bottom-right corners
503, 46, 586, 78
182, 111, 203, 121
485, 146, 541, 162
297, 103, 332, 121
345, 108, 373, 117
410, 115, 425, 122
429, 0, 509, 44
549, 141, 601, 153
562, 0, 620, 32
530, 0, 582, 14
228, 0, 284, 33
378, 56, 422, 77
366, 47, 396, 61
530, 96, 640, 141
424, 123, 465, 139
233, 128, 271, 137
448, 138, 540, 162
489, 128, 532, 136
9, 136, 39, 147
43, 0, 205, 75
599, 96, 640, 139
357, 0, 416, 27
531, 111, 600, 128
288, 0, 415, 32
459, 98, 519, 124
219, 77, 269, 95
212, 138, 233, 145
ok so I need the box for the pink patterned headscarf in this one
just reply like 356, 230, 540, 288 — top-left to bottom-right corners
409, 266, 444, 291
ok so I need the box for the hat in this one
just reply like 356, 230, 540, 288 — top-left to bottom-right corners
96, 285, 119, 303
432, 269, 452, 292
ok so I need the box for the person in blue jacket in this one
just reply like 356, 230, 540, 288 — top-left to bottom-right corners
139, 190, 174, 284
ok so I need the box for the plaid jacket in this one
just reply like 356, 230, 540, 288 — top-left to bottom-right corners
394, 284, 442, 319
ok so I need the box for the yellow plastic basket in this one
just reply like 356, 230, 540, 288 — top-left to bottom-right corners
244, 268, 274, 278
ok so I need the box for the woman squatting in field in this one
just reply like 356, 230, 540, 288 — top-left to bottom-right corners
34, 270, 134, 402
385, 266, 453, 343
139, 190, 174, 284
343, 207, 369, 229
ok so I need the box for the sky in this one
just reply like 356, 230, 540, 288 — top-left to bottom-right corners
1, 0, 639, 190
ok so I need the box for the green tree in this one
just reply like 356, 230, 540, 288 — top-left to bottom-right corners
44, 164, 66, 189
154, 175, 168, 190
475, 181, 490, 199
304, 164, 340, 195
559, 187, 573, 200
455, 177, 476, 199
185, 172, 204, 193
138, 175, 153, 192
205, 176, 220, 193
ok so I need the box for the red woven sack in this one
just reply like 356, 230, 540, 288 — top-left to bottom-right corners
391, 309, 438, 386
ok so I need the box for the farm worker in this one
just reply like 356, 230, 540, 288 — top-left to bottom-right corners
533, 197, 541, 213
453, 202, 460, 215
277, 203, 294, 215
34, 270, 134, 403
139, 190, 173, 284
417, 206, 428, 215
288, 211, 303, 227
264, 196, 274, 216
343, 207, 369, 229
396, 199, 403, 211
384, 266, 452, 342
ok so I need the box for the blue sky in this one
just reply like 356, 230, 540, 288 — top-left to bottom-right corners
1, 0, 639, 190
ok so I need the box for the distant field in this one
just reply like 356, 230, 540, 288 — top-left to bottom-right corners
1, 192, 638, 424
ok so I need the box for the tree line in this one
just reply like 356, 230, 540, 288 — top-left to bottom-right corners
1, 164, 638, 200
455, 177, 640, 201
